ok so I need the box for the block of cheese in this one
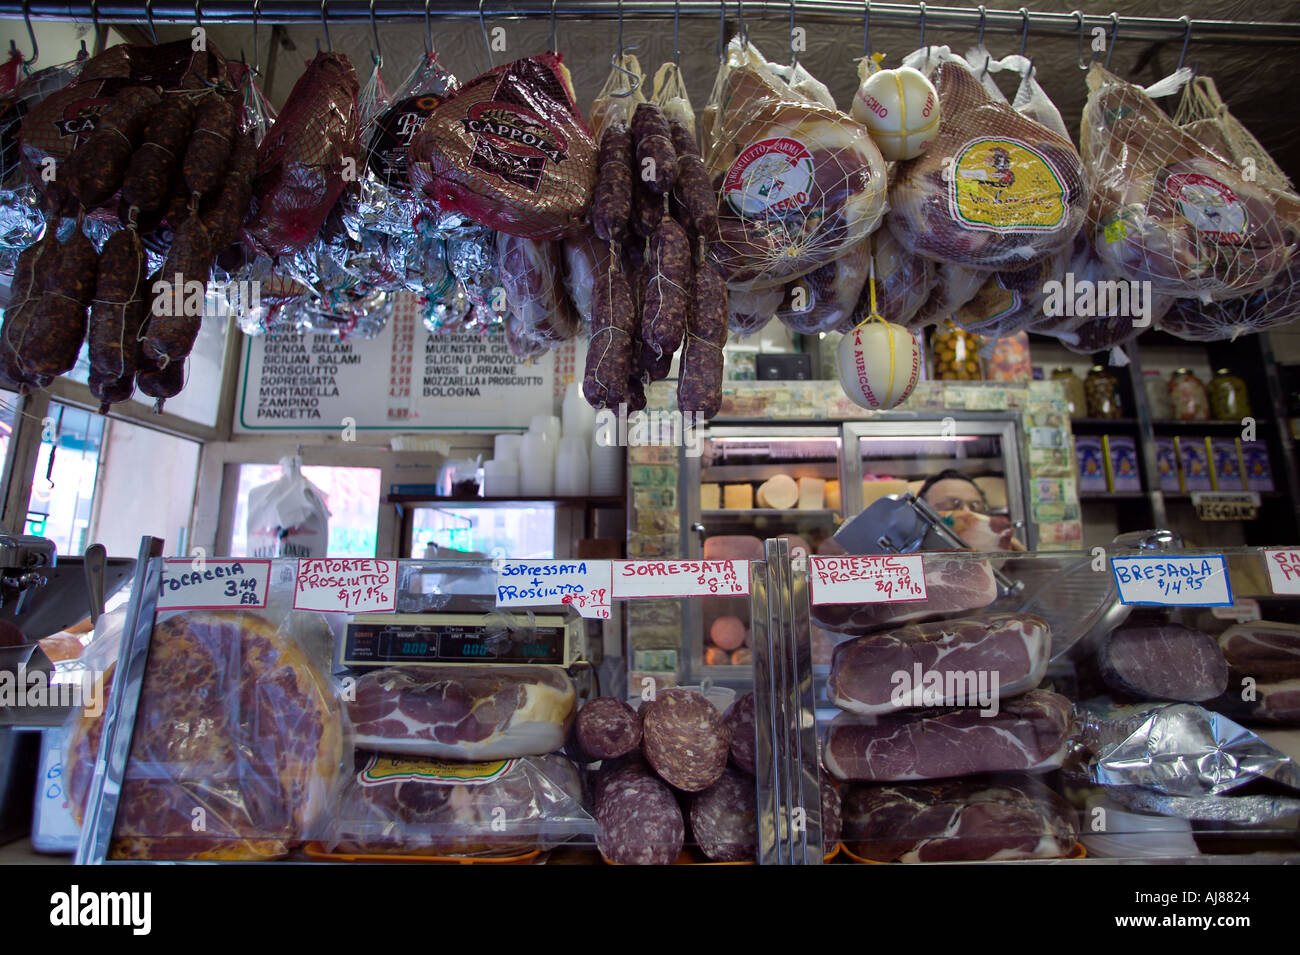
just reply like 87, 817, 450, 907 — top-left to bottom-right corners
701, 483, 721, 510
703, 535, 764, 560
825, 480, 842, 511
797, 477, 826, 509
862, 479, 908, 508
724, 484, 754, 509
756, 474, 798, 509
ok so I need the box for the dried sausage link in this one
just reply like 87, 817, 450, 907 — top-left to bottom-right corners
631, 102, 678, 196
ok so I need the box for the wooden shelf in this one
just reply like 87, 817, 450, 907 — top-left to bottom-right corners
387, 494, 626, 508
1151, 418, 1267, 430
1070, 417, 1139, 432
701, 509, 841, 520
1080, 491, 1148, 500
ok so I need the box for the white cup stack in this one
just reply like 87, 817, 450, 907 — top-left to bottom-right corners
562, 382, 596, 439
519, 429, 554, 496
482, 458, 520, 497
554, 436, 590, 497
589, 420, 624, 496
531, 414, 561, 448
493, 433, 522, 464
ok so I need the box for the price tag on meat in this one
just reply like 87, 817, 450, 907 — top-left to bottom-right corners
612, 560, 750, 598
495, 560, 613, 619
1111, 555, 1233, 606
808, 555, 927, 605
294, 558, 398, 613
1263, 548, 1300, 595
158, 559, 271, 610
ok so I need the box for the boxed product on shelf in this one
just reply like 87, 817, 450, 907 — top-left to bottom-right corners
1103, 435, 1142, 492
724, 484, 754, 509
1075, 436, 1108, 492
1209, 438, 1247, 492
1175, 436, 1212, 491
1154, 437, 1181, 492
1242, 441, 1276, 492
700, 484, 721, 510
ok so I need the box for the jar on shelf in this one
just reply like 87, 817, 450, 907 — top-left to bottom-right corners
931, 322, 982, 381
1085, 365, 1124, 418
1209, 368, 1251, 420
1050, 366, 1087, 417
1142, 369, 1172, 419
1168, 368, 1210, 420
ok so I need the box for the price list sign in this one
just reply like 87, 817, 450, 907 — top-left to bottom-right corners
294, 558, 398, 613
1111, 555, 1233, 606
612, 560, 749, 598
158, 560, 271, 610
808, 555, 927, 605
495, 560, 613, 619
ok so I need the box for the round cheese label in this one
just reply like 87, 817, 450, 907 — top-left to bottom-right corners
724, 137, 815, 217
1165, 171, 1248, 242
947, 137, 1068, 233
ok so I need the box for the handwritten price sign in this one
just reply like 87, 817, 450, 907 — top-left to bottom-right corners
612, 560, 750, 599
808, 555, 927, 606
495, 560, 613, 619
1264, 549, 1300, 595
158, 560, 270, 610
1111, 555, 1232, 607
294, 558, 397, 613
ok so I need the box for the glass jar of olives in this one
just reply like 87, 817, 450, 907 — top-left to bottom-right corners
931, 323, 983, 380
1085, 365, 1124, 418
1209, 368, 1251, 420
1050, 367, 1087, 418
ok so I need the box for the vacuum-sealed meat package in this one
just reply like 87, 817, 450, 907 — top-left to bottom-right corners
704, 37, 886, 291
323, 752, 590, 857
348, 666, 577, 760
776, 236, 871, 335
888, 47, 1086, 271
411, 53, 596, 240
497, 232, 580, 345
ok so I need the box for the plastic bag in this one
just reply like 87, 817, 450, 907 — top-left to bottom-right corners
246, 456, 332, 558
411, 53, 596, 241
650, 61, 694, 131
498, 232, 580, 346
728, 284, 782, 336
561, 224, 602, 328
703, 37, 887, 291
590, 52, 645, 141
907, 259, 990, 330
246, 52, 361, 257
952, 246, 1069, 348
1162, 254, 1300, 341
323, 753, 592, 857
842, 220, 935, 331
64, 607, 345, 860
889, 47, 1087, 271
1080, 63, 1295, 300
776, 235, 871, 335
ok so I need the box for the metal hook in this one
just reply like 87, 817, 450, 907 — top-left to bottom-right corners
1177, 15, 1192, 71
737, 0, 748, 49
369, 0, 382, 66
863, 0, 871, 55
252, 0, 261, 72
918, 1, 926, 48
789, 0, 798, 70
320, 0, 331, 53
976, 5, 986, 50
479, 0, 493, 65
195, 0, 202, 30
90, 0, 102, 57
1074, 10, 1088, 70
425, 0, 434, 55
1024, 55, 1035, 82
1104, 12, 1119, 70
1019, 7, 1030, 56
145, 0, 158, 46
673, 0, 680, 65
550, 0, 558, 52
718, 0, 726, 62
20, 0, 36, 66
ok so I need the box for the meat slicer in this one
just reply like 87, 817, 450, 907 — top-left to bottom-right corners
832, 492, 1024, 597
0, 520, 55, 616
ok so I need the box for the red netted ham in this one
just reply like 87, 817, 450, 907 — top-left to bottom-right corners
349, 666, 576, 760
842, 774, 1078, 862
888, 49, 1086, 271
245, 52, 361, 256
410, 54, 596, 239
827, 613, 1051, 716
822, 689, 1073, 782
811, 556, 998, 636
704, 39, 886, 291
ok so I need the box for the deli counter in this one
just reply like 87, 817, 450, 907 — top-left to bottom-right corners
31, 539, 1300, 865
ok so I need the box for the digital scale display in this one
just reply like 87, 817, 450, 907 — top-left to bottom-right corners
343, 614, 578, 667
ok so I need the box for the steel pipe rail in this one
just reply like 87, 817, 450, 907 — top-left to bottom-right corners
0, 1, 1297, 46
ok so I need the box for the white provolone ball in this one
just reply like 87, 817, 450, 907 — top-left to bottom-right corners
851, 66, 941, 161
836, 322, 921, 410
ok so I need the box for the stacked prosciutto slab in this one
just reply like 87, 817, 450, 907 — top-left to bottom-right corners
817, 592, 1079, 861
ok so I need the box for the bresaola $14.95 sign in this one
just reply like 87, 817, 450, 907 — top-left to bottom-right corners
612, 560, 749, 598
294, 558, 398, 613
1111, 555, 1232, 607
809, 555, 927, 606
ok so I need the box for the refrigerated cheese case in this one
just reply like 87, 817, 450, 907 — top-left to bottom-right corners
61, 545, 1300, 864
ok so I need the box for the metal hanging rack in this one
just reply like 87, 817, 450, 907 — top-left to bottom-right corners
0, 1, 1297, 47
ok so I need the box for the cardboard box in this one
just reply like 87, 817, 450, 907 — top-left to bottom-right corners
1209, 438, 1246, 491
1154, 437, 1180, 492
1241, 441, 1275, 491
1176, 436, 1212, 491
1075, 436, 1108, 492
1103, 435, 1142, 492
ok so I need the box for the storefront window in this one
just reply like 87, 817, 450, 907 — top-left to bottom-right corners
26, 403, 105, 554
0, 388, 16, 491
228, 464, 381, 558
408, 505, 556, 560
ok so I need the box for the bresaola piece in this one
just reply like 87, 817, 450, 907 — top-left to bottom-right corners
1099, 623, 1228, 703
822, 690, 1073, 783
811, 557, 999, 636
841, 775, 1078, 863
641, 688, 731, 791
575, 696, 642, 761
1218, 621, 1300, 681
722, 691, 756, 774
689, 767, 757, 862
827, 614, 1051, 715
596, 759, 685, 865
348, 666, 577, 760
1212, 678, 1300, 726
